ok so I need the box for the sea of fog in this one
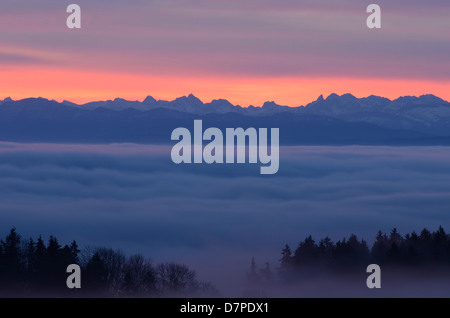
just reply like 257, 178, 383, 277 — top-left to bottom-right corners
1, 143, 450, 296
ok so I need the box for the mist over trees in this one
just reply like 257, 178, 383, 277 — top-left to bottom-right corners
0, 228, 218, 297
3, 226, 450, 297
274, 226, 450, 273
244, 226, 450, 296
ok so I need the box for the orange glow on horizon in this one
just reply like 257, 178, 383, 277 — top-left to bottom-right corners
1, 67, 449, 107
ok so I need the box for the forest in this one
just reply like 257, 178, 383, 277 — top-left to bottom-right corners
276, 226, 450, 273
0, 228, 218, 297
2, 226, 450, 297
243, 226, 450, 297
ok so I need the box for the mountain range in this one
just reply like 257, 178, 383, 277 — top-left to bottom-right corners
1, 93, 450, 145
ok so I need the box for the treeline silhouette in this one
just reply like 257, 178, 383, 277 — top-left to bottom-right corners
245, 226, 450, 290
248, 226, 450, 283
241, 227, 450, 297
0, 228, 218, 297
282, 226, 450, 271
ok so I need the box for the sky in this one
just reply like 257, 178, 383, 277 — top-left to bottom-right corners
1, 143, 450, 295
1, 0, 450, 106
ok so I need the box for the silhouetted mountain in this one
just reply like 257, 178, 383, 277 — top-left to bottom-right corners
0, 97, 13, 105
303, 93, 450, 135
80, 94, 241, 114
1, 94, 450, 144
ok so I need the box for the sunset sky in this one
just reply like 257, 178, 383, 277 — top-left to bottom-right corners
1, 0, 449, 106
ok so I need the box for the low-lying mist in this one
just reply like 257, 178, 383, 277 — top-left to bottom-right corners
1, 142, 450, 296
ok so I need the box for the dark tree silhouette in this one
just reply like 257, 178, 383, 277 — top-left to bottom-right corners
294, 235, 318, 267
0, 228, 217, 297
156, 262, 197, 296
318, 236, 334, 262
332, 234, 370, 269
84, 251, 108, 295
122, 254, 157, 296
247, 257, 259, 283
278, 244, 293, 281
277, 226, 450, 282
0, 228, 23, 289
371, 230, 388, 264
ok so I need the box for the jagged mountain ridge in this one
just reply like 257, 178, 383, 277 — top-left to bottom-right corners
52, 92, 450, 135
0, 93, 449, 144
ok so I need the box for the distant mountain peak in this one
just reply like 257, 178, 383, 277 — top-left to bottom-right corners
0, 97, 13, 105
316, 95, 324, 102
22, 97, 52, 103
210, 99, 233, 106
262, 101, 278, 108
143, 95, 157, 104
175, 94, 202, 103
419, 94, 445, 103
341, 93, 356, 99
394, 95, 418, 102
187, 93, 202, 103
211, 98, 228, 103
326, 93, 340, 100
392, 94, 448, 107
172, 94, 204, 109
62, 100, 78, 106
325, 93, 356, 101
